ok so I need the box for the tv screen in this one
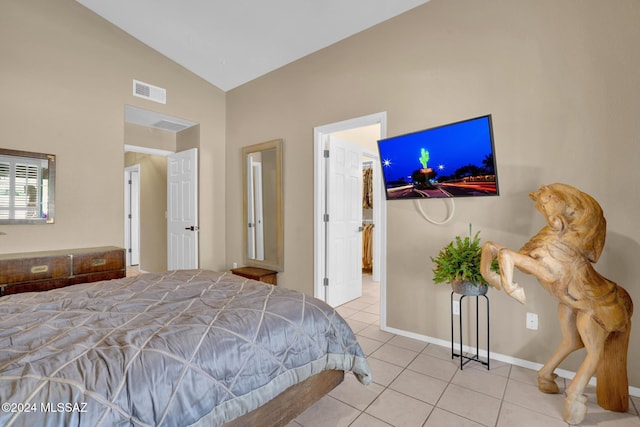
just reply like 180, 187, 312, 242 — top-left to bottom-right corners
377, 115, 499, 200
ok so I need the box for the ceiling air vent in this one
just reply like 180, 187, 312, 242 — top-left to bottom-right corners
153, 120, 189, 132
133, 80, 166, 104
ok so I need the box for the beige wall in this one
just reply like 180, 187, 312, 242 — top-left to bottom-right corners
125, 122, 177, 153
177, 125, 200, 152
0, 0, 227, 271
226, 0, 640, 387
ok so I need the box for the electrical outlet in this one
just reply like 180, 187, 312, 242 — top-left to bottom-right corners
232, 262, 238, 269
452, 300, 460, 316
526, 312, 538, 330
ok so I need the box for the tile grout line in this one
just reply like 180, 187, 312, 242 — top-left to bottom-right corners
492, 364, 513, 427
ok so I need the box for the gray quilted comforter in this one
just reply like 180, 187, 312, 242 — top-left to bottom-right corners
0, 270, 371, 426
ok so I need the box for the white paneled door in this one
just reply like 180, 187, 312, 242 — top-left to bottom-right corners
326, 135, 363, 307
124, 165, 140, 266
167, 148, 199, 270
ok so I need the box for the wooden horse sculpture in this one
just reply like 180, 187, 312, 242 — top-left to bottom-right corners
480, 183, 633, 425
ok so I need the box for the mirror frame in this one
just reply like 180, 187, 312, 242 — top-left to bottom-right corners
0, 148, 56, 225
242, 139, 284, 271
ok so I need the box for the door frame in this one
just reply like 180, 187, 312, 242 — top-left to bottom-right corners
313, 112, 387, 324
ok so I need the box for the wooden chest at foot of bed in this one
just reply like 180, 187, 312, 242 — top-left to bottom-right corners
0, 246, 126, 296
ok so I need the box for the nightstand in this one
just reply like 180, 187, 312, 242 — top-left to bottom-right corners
231, 266, 278, 285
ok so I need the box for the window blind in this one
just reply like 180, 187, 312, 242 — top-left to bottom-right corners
0, 155, 45, 220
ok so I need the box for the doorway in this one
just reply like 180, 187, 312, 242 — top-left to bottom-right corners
313, 112, 387, 325
124, 105, 199, 272
123, 147, 171, 272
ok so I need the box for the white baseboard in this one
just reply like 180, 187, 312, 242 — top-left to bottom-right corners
380, 325, 640, 398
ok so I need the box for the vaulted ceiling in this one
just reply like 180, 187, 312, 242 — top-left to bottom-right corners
76, 0, 430, 92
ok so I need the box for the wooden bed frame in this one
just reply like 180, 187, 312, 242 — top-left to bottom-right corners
223, 370, 345, 427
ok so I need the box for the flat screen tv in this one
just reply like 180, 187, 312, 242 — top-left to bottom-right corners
377, 114, 499, 200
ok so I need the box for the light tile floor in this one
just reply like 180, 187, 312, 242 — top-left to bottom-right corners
290, 275, 640, 427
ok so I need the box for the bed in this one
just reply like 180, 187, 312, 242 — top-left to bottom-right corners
0, 269, 371, 426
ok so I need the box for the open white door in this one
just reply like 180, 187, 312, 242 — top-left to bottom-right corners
325, 135, 363, 307
246, 156, 256, 259
252, 161, 265, 261
124, 166, 140, 266
246, 154, 265, 261
167, 148, 198, 270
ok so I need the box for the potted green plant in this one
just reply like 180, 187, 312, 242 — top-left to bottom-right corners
431, 231, 497, 296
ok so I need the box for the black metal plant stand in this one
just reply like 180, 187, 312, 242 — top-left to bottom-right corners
450, 291, 490, 370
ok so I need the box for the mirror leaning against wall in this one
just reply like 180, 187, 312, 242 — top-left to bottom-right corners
242, 139, 283, 271
0, 148, 56, 225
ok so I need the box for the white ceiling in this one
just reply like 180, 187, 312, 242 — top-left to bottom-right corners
76, 0, 429, 92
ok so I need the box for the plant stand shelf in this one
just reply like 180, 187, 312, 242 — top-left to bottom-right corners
450, 291, 490, 370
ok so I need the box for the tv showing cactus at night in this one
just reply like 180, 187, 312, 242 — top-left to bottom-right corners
377, 114, 499, 200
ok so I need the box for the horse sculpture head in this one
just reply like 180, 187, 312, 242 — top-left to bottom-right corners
529, 183, 606, 263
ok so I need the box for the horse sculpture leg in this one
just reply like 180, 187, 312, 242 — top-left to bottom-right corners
495, 248, 528, 304
480, 241, 503, 289
480, 242, 529, 303
537, 303, 583, 394
484, 243, 553, 305
564, 312, 608, 425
